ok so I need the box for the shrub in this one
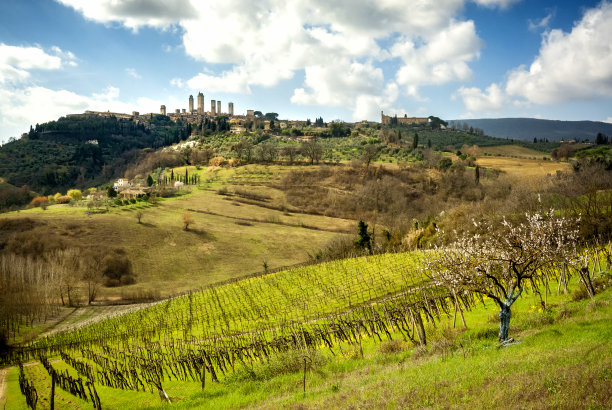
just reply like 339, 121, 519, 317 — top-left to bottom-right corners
55, 195, 72, 204
114, 198, 123, 206
209, 156, 227, 167
29, 196, 48, 209
102, 249, 134, 287
67, 189, 82, 201
129, 198, 137, 204
123, 200, 131, 206
379, 339, 407, 354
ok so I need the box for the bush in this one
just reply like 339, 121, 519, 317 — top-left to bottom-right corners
67, 189, 82, 201
129, 198, 137, 204
29, 196, 48, 209
209, 156, 227, 167
123, 200, 131, 206
114, 198, 123, 206
102, 249, 134, 287
55, 195, 72, 204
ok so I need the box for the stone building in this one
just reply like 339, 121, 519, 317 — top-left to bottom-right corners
217, 100, 221, 115
228, 102, 234, 116
189, 95, 194, 113
160, 105, 166, 115
211, 99, 216, 116
381, 111, 428, 125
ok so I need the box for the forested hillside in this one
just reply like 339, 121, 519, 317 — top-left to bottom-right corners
0, 115, 191, 194
453, 118, 612, 141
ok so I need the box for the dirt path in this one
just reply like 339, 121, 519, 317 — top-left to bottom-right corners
0, 367, 8, 408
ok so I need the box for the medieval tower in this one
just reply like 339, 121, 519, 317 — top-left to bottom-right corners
211, 99, 216, 116
197, 92, 204, 113
228, 102, 234, 116
160, 105, 166, 115
217, 100, 221, 115
188, 95, 194, 113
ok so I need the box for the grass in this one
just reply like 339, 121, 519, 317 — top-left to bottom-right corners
475, 156, 571, 178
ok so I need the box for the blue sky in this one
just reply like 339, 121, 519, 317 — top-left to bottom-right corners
0, 0, 611, 143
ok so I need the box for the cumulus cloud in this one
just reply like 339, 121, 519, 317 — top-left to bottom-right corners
456, 83, 506, 112
55, 0, 196, 30
506, 2, 612, 104
0, 43, 63, 83
393, 20, 482, 89
0, 43, 148, 142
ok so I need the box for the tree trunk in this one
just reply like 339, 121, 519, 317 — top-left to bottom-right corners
498, 305, 511, 342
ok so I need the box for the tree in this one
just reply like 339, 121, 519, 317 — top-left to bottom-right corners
355, 220, 372, 253
182, 212, 194, 231
107, 186, 117, 198
281, 146, 300, 164
329, 122, 350, 138
361, 144, 379, 167
422, 210, 578, 343
147, 175, 154, 186
264, 112, 279, 121
475, 165, 480, 185
412, 132, 419, 150
136, 211, 144, 224
81, 250, 105, 305
253, 111, 263, 118
301, 140, 323, 165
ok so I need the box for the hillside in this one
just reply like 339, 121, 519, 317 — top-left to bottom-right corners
453, 118, 612, 141
0, 114, 190, 194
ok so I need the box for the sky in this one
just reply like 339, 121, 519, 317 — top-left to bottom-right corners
0, 0, 611, 143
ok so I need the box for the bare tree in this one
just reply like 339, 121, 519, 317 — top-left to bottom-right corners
301, 140, 323, 165
281, 146, 300, 164
136, 211, 144, 224
422, 210, 579, 343
81, 250, 105, 305
361, 144, 379, 168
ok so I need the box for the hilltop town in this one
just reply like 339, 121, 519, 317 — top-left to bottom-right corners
64, 92, 430, 134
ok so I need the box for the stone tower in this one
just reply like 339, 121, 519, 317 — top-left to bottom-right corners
189, 95, 194, 113
211, 99, 216, 116
217, 100, 221, 115
197, 92, 204, 113
160, 105, 166, 115
228, 102, 234, 116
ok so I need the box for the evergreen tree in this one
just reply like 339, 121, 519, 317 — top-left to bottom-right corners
413, 132, 419, 150
146, 175, 154, 186
355, 220, 372, 253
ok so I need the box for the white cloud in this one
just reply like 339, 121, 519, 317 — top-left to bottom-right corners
0, 43, 63, 83
506, 2, 612, 104
528, 10, 554, 32
55, 0, 196, 30
472, 0, 521, 9
125, 67, 141, 79
606, 117, 612, 123
393, 20, 482, 90
456, 83, 506, 112
56, 0, 495, 120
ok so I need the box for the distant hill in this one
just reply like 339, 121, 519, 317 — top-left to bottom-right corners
450, 118, 612, 141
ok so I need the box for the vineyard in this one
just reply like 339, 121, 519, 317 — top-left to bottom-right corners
2, 244, 609, 408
